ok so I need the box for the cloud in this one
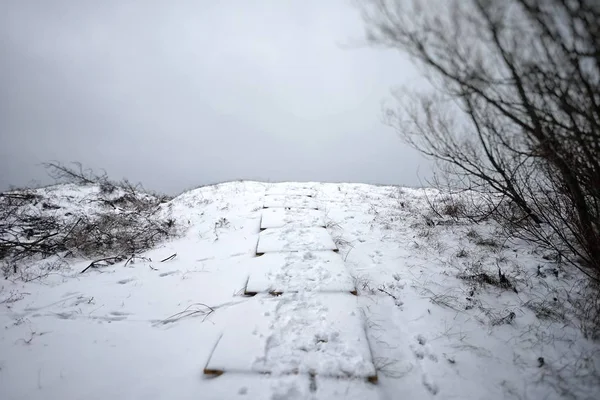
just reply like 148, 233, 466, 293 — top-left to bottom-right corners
0, 0, 431, 194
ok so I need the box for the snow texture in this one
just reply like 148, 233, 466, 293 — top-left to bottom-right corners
263, 194, 319, 209
204, 293, 376, 379
261, 207, 325, 229
265, 188, 316, 198
257, 227, 337, 253
245, 251, 355, 294
2, 180, 600, 400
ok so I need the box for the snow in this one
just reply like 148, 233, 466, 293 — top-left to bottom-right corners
265, 188, 315, 198
261, 208, 325, 229
2, 181, 600, 400
245, 251, 355, 294
201, 374, 313, 400
204, 293, 376, 379
256, 227, 337, 253
207, 196, 373, 381
263, 195, 319, 209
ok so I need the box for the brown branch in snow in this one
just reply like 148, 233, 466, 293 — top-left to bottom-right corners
160, 253, 177, 263
80, 255, 126, 274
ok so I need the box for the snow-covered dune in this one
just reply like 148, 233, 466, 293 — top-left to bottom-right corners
1, 181, 598, 399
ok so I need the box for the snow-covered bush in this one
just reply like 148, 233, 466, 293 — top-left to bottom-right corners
0, 163, 177, 278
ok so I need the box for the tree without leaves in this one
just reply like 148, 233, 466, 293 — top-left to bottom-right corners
359, 0, 600, 280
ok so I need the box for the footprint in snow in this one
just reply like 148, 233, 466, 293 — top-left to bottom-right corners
53, 311, 76, 320
413, 347, 426, 360
159, 271, 179, 277
93, 315, 128, 322
422, 374, 439, 395
412, 335, 439, 363
117, 278, 135, 284
70, 296, 94, 306
109, 311, 131, 316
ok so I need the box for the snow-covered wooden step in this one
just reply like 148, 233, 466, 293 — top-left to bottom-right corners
201, 374, 312, 400
256, 227, 337, 254
260, 208, 325, 229
204, 293, 377, 381
245, 251, 355, 294
263, 195, 319, 209
201, 374, 379, 400
314, 377, 380, 399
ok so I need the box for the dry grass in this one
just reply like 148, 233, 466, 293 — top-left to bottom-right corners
155, 303, 215, 326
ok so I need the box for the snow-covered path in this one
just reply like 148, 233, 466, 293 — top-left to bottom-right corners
203, 190, 380, 397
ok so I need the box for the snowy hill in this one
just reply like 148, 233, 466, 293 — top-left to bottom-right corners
1, 181, 599, 399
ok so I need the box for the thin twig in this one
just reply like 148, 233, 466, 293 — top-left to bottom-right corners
160, 253, 177, 263
378, 287, 398, 300
80, 255, 124, 274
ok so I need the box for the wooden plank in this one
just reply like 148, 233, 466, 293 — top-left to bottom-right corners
204, 293, 376, 380
314, 377, 380, 399
263, 195, 319, 209
257, 227, 337, 254
265, 188, 316, 197
201, 374, 312, 400
246, 251, 355, 294
261, 208, 325, 229
200, 374, 379, 400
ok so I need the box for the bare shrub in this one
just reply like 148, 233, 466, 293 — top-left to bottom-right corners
455, 248, 468, 258
441, 202, 464, 219
0, 162, 177, 278
567, 281, 600, 341
458, 261, 516, 292
360, 0, 600, 335
525, 299, 567, 323
490, 311, 517, 326
474, 237, 500, 248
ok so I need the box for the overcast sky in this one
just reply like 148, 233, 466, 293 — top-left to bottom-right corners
0, 0, 431, 195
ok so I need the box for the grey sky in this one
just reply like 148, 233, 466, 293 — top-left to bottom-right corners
0, 0, 431, 195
